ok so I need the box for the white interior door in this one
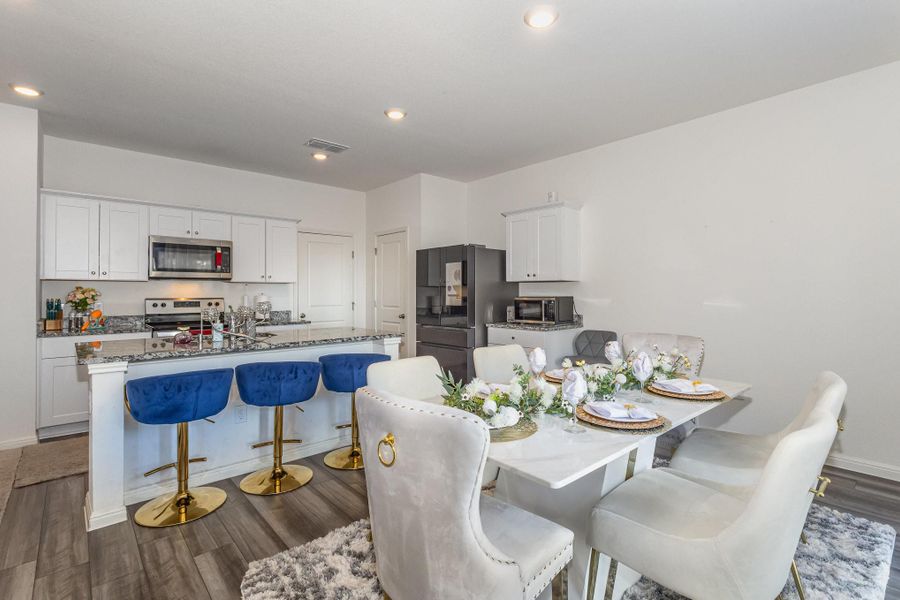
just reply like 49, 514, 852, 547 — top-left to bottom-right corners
298, 232, 354, 328
376, 230, 408, 355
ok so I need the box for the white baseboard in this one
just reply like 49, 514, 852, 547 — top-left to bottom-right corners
827, 452, 900, 483
38, 421, 89, 441
123, 434, 347, 506
84, 491, 128, 531
0, 434, 38, 451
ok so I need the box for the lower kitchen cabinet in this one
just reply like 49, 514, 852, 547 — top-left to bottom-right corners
38, 332, 152, 439
486, 325, 582, 369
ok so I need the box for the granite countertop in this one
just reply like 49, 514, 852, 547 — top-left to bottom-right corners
259, 320, 311, 327
37, 315, 151, 338
76, 327, 402, 365
486, 315, 584, 332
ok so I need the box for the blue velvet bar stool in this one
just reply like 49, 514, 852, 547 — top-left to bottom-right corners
235, 361, 322, 495
124, 368, 234, 528
320, 353, 391, 470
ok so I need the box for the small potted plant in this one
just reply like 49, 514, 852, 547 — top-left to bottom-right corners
66, 286, 101, 330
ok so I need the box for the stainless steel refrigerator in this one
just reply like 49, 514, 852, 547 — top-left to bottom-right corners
416, 245, 518, 381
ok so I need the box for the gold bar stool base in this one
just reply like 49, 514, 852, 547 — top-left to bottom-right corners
134, 486, 227, 528
324, 446, 364, 470
240, 464, 313, 495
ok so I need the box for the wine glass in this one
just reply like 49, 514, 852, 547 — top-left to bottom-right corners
632, 351, 655, 404
562, 371, 587, 433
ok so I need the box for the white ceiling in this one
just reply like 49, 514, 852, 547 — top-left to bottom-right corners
3, 1, 900, 191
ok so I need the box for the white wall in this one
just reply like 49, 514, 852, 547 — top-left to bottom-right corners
466, 61, 900, 480
420, 174, 467, 248
41, 137, 367, 325
365, 175, 421, 356
0, 103, 41, 449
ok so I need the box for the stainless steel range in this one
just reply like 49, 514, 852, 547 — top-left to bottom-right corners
145, 297, 225, 338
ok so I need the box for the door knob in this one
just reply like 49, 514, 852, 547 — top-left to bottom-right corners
399, 313, 406, 319
300, 313, 306, 319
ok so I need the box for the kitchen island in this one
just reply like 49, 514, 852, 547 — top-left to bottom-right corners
76, 327, 401, 531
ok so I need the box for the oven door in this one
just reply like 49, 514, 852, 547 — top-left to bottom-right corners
149, 236, 232, 279
513, 298, 547, 324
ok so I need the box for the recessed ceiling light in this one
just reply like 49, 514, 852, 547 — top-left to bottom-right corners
524, 6, 558, 29
311, 152, 328, 161
9, 83, 43, 97
384, 109, 407, 121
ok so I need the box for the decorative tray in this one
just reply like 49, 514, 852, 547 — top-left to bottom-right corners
575, 405, 670, 434
646, 385, 729, 402
490, 419, 538, 443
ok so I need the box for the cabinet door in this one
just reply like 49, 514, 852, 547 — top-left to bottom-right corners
41, 194, 100, 280
148, 206, 193, 238
533, 207, 561, 281
99, 201, 148, 280
39, 357, 89, 428
265, 219, 298, 283
192, 211, 232, 240
232, 216, 267, 282
506, 213, 531, 282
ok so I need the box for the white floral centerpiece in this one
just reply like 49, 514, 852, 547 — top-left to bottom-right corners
559, 341, 693, 400
439, 348, 561, 428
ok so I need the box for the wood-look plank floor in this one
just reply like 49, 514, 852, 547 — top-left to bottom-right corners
0, 456, 895, 599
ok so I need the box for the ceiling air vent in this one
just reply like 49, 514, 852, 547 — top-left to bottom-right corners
304, 138, 351, 154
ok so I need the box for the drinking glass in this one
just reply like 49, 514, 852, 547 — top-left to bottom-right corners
632, 351, 655, 404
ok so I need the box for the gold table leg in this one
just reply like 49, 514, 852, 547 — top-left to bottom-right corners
241, 405, 313, 495
134, 422, 227, 528
324, 391, 365, 470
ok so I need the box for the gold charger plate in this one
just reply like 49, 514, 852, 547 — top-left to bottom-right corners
646, 385, 730, 402
575, 405, 671, 435
490, 419, 538, 442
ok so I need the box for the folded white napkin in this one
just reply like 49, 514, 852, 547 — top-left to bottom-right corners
562, 370, 588, 404
653, 378, 719, 394
529, 347, 547, 374
587, 402, 656, 421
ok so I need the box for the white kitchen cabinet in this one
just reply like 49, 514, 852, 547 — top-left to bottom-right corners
42, 194, 100, 280
149, 207, 231, 240
38, 332, 152, 437
265, 219, 298, 283
503, 202, 580, 282
487, 325, 583, 369
232, 216, 297, 283
232, 215, 267, 282
148, 206, 193, 237
99, 201, 148, 280
193, 211, 232, 240
42, 194, 148, 281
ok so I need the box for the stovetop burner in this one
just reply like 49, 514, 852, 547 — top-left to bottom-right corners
145, 297, 225, 337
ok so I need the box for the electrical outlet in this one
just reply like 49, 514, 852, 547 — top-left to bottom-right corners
234, 405, 247, 424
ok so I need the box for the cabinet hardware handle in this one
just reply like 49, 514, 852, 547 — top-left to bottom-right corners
90, 271, 96, 275
186, 229, 191, 234
194, 231, 199, 235
267, 275, 272, 278
261, 275, 265, 279
102, 271, 107, 275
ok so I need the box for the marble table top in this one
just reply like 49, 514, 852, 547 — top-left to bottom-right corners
76, 327, 402, 365
486, 377, 751, 489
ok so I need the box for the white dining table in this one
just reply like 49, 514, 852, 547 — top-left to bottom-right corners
488, 377, 752, 600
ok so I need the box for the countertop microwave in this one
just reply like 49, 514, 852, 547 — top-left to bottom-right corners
512, 296, 575, 325
149, 235, 232, 280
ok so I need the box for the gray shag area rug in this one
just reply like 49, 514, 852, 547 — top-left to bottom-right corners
241, 505, 895, 600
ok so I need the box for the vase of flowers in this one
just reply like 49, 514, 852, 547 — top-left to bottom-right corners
66, 286, 101, 330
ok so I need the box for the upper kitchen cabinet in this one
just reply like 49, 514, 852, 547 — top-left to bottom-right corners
232, 216, 296, 283
149, 206, 232, 240
265, 219, 298, 282
42, 193, 148, 281
503, 202, 581, 282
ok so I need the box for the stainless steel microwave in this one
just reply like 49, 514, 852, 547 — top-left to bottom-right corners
513, 296, 575, 324
149, 236, 232, 280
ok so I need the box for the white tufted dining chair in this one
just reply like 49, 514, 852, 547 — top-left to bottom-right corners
366, 355, 445, 403
586, 407, 839, 600
621, 332, 705, 376
669, 371, 846, 492
356, 388, 574, 600
473, 344, 529, 383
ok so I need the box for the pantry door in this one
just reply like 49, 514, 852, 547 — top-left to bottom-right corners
297, 232, 355, 328
375, 230, 408, 355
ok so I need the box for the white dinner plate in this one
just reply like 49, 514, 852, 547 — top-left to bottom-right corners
584, 402, 657, 422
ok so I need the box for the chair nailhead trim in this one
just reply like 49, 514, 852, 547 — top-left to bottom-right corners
524, 543, 574, 600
